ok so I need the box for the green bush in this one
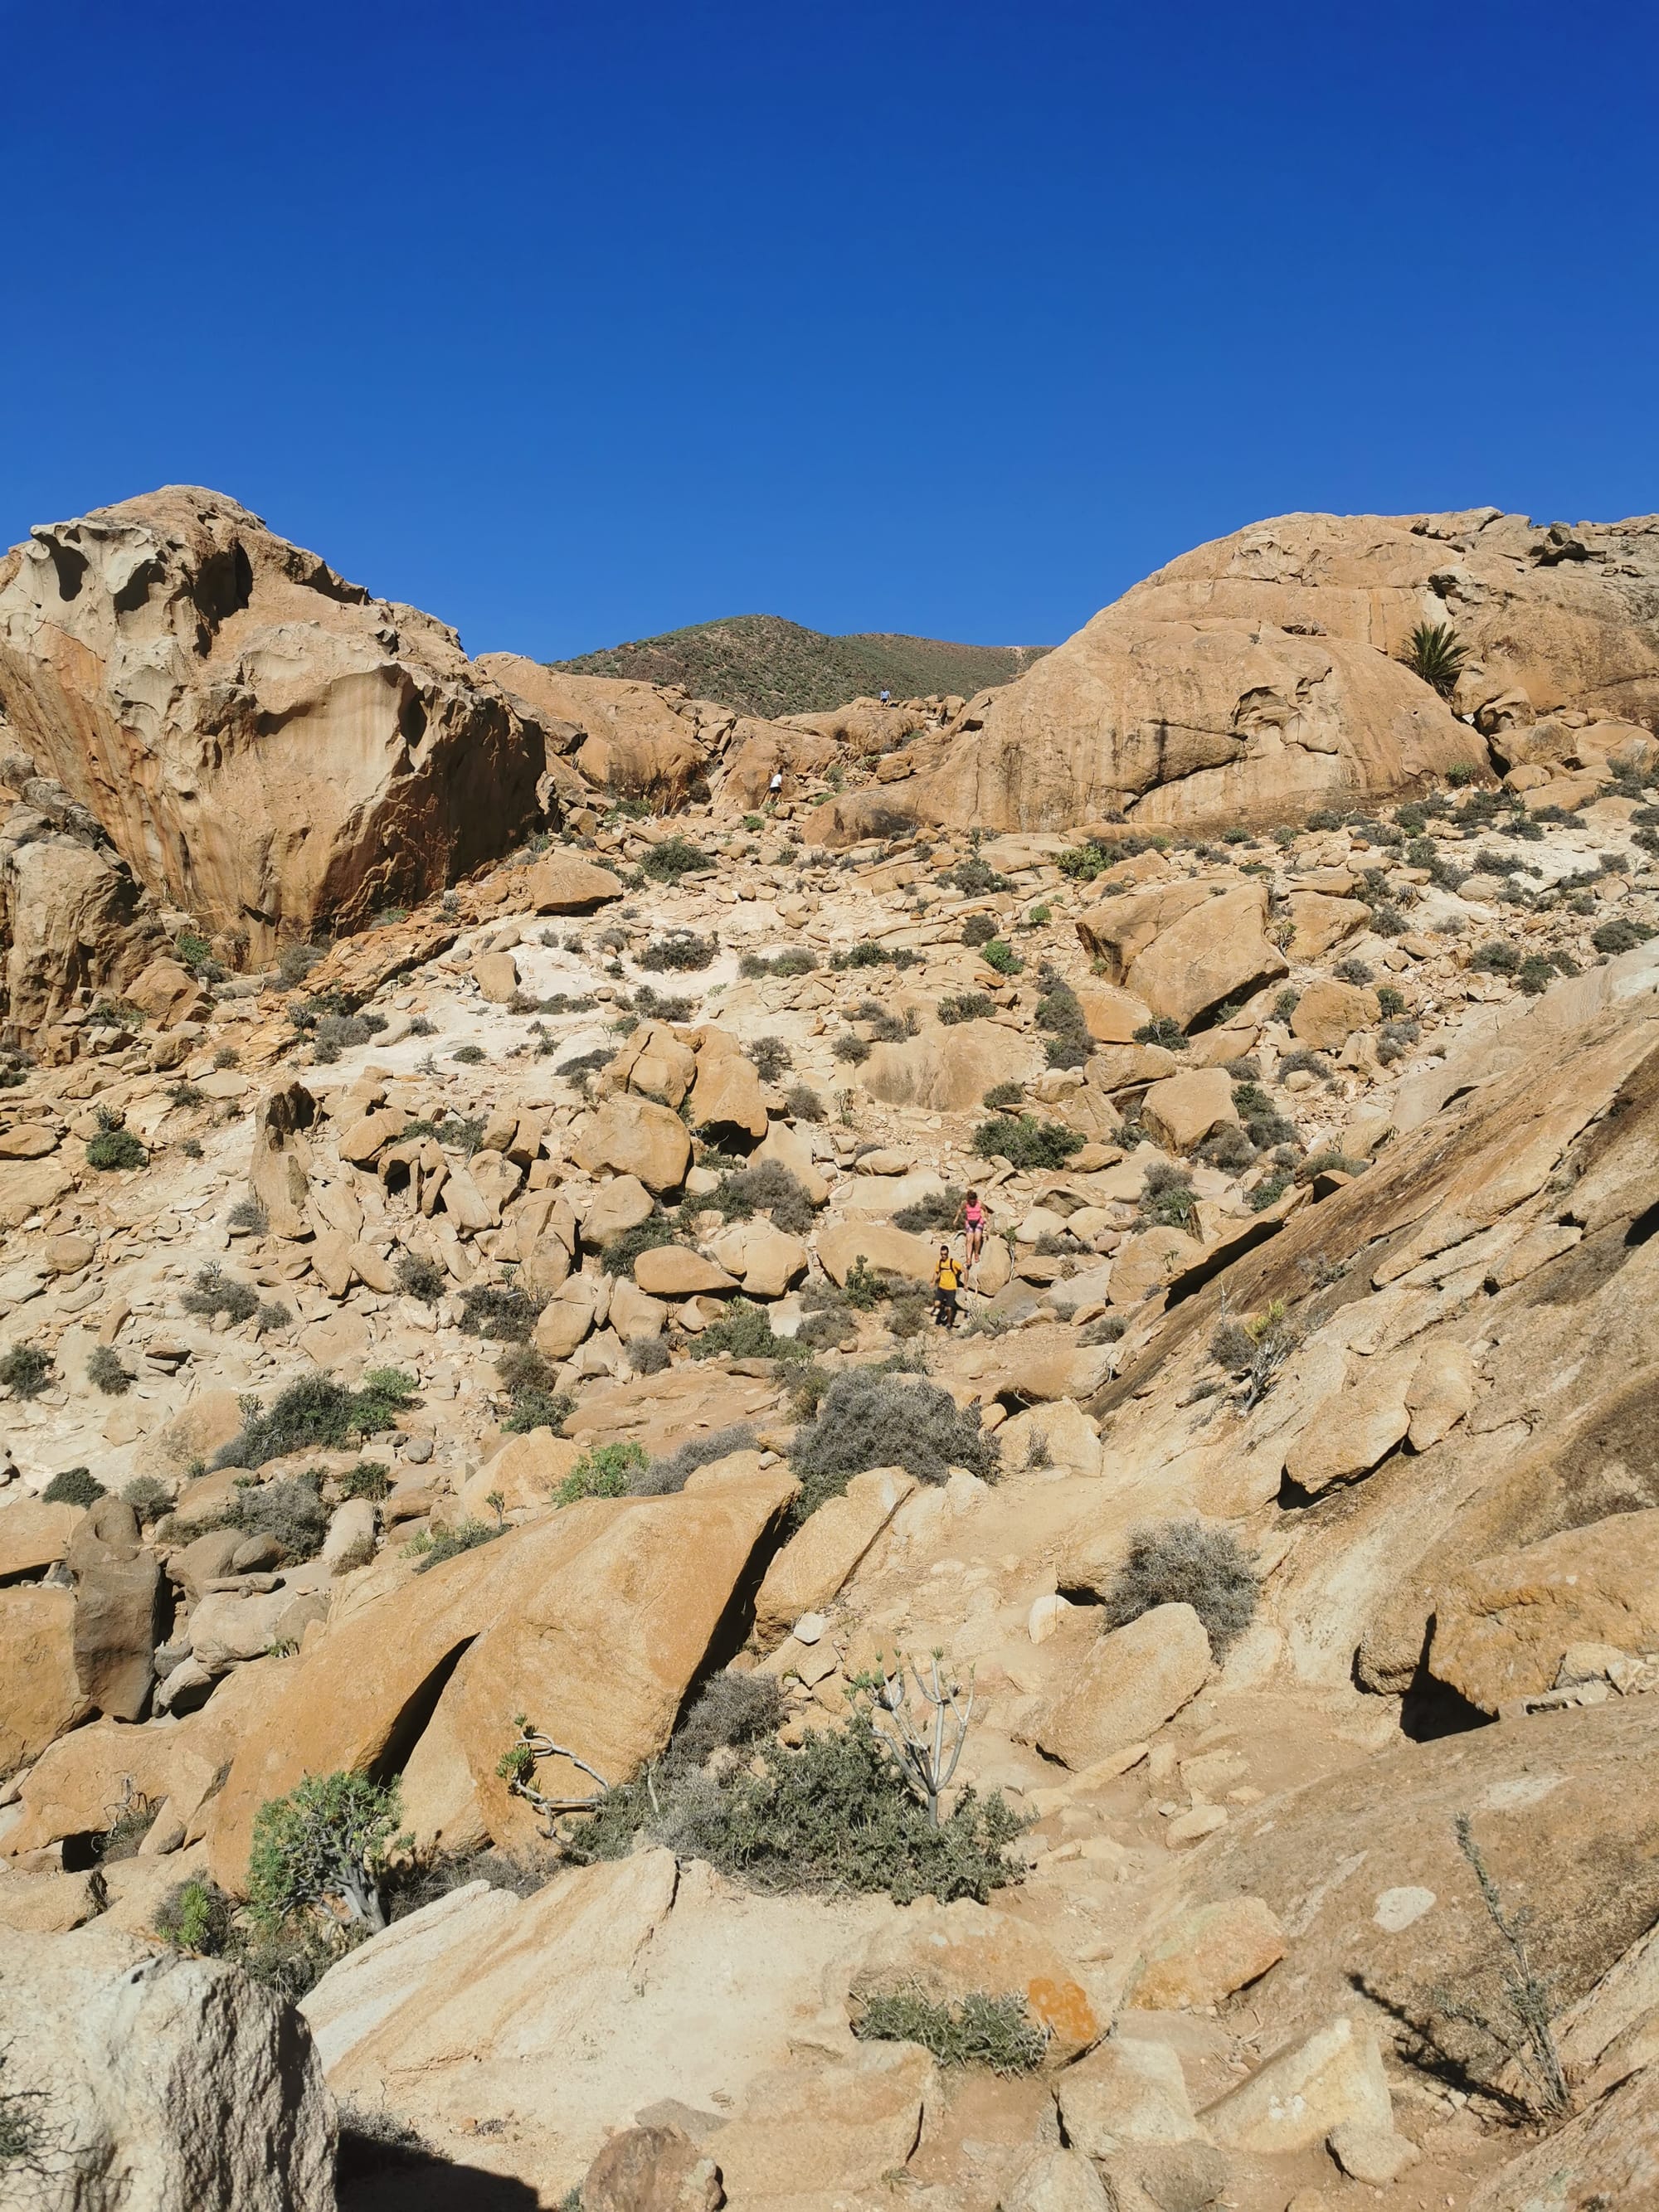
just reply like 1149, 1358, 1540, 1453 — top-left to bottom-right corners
228, 1196, 270, 1234
1517, 955, 1558, 995
602, 1211, 681, 1278
396, 1252, 446, 1302
791, 1368, 997, 1519
631, 1424, 760, 1496
497, 1345, 575, 1435
832, 1030, 872, 1064
1133, 1015, 1188, 1051
855, 1985, 1048, 2073
709, 1159, 815, 1235
1248, 1170, 1292, 1212
2, 1344, 53, 1400
450, 1043, 486, 1066
1470, 939, 1520, 975
747, 1036, 793, 1084
215, 1369, 418, 1469
841, 1254, 887, 1309
785, 1082, 826, 1121
154, 1874, 236, 1956
339, 1461, 392, 1501
86, 1124, 147, 1170
1103, 1519, 1258, 1655
182, 1264, 260, 1325
893, 1187, 966, 1234
1376, 984, 1406, 1016
628, 1334, 673, 1376
1138, 1162, 1197, 1231
946, 853, 1013, 895
231, 1471, 330, 1561
571, 1708, 1023, 1905
938, 991, 995, 1026
961, 912, 997, 947
1593, 917, 1656, 955
1078, 1313, 1127, 1346
460, 1281, 543, 1343
249, 1772, 405, 1932
640, 931, 717, 972
739, 946, 817, 978
122, 1474, 173, 1523
640, 836, 714, 882
971, 1116, 1083, 1169
43, 1465, 104, 1505
980, 938, 1023, 976
691, 1298, 805, 1363
411, 1519, 502, 1572
557, 1441, 649, 1505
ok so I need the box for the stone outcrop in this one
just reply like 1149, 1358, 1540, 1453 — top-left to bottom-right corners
0, 1924, 335, 2210
0, 488, 549, 959
478, 654, 711, 808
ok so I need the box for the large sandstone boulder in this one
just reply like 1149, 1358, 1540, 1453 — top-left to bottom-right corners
0, 489, 549, 957
523, 850, 625, 912
67, 1495, 160, 1720
478, 657, 708, 808
754, 1466, 916, 1640
1037, 1603, 1211, 1769
815, 1218, 939, 1286
1122, 883, 1287, 1029
1428, 1507, 1659, 1714
208, 1467, 794, 1884
0, 827, 163, 1035
0, 1925, 334, 2210
0, 1583, 85, 1772
862, 1017, 1044, 1112
575, 1093, 692, 1193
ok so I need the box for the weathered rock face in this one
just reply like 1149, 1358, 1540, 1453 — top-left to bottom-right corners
477, 655, 710, 808
0, 488, 548, 958
0, 1924, 335, 2210
900, 508, 1659, 833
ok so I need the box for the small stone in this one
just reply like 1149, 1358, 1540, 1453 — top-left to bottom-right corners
401, 1436, 435, 1465
792, 1612, 827, 1645
1326, 2122, 1421, 2185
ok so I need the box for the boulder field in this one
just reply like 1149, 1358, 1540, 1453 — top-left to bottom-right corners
0, 497, 1657, 2210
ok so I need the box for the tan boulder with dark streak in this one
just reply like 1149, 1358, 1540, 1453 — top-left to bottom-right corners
67, 1495, 159, 1720
523, 851, 625, 912
611, 1021, 697, 1110
0, 832, 163, 1038
249, 1081, 316, 1237
581, 2125, 723, 2212
633, 1246, 738, 1299
0, 1498, 82, 1579
1140, 1067, 1239, 1153
471, 948, 519, 1003
1074, 980, 1153, 1043
815, 1218, 938, 1287
688, 1045, 769, 1140
208, 1469, 794, 1884
1285, 891, 1370, 956
1128, 1896, 1287, 2010
125, 954, 211, 1028
0, 489, 547, 958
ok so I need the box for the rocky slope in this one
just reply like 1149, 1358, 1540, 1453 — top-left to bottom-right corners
2, 741, 1658, 2209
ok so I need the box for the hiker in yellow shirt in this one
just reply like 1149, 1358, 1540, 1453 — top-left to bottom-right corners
933, 1245, 961, 1330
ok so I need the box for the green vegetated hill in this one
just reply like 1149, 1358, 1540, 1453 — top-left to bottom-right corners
550, 613, 1051, 721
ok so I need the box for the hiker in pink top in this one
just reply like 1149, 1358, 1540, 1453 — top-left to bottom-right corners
961, 1189, 986, 1276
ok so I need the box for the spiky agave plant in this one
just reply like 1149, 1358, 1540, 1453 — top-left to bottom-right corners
1403, 620, 1469, 698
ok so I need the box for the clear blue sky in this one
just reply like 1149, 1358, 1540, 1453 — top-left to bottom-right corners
2, 2, 1655, 661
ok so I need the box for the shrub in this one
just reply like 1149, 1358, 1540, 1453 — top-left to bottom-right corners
786, 1082, 826, 1121
747, 1036, 793, 1083
739, 947, 817, 979
182, 1264, 260, 1325
215, 1369, 418, 1469
1103, 1519, 1258, 1655
1403, 620, 1468, 697
43, 1465, 104, 1505
1133, 1016, 1188, 1052
1078, 1313, 1127, 1346
1248, 1170, 1292, 1211
841, 1254, 887, 1309
1333, 956, 1374, 985
602, 1212, 681, 1279
692, 1298, 804, 1363
571, 1707, 1023, 1905
277, 942, 324, 987
121, 1474, 173, 1522
938, 991, 995, 1026
631, 1423, 761, 1496
1375, 983, 1405, 1016
864, 1005, 918, 1043
893, 1187, 966, 1234
1470, 939, 1520, 975
557, 1441, 649, 1505
1277, 1047, 1331, 1077
248, 1772, 405, 1932
628, 1334, 672, 1376
1, 1344, 53, 1400
155, 1874, 236, 1956
339, 1461, 392, 1501
231, 1471, 330, 1561
961, 912, 997, 947
668, 1670, 782, 1767
450, 1043, 486, 1065
86, 1122, 146, 1170
168, 1081, 206, 1108
640, 836, 713, 882
971, 1116, 1083, 1169
791, 1369, 997, 1519
411, 1520, 502, 1571
640, 931, 717, 972
980, 938, 1023, 976
947, 853, 1013, 896
1593, 917, 1656, 955
255, 1300, 294, 1333
459, 1281, 543, 1343
711, 1158, 815, 1235
1272, 987, 1300, 1023
1378, 1018, 1421, 1065
228, 1196, 270, 1234
1517, 955, 1557, 994
981, 1082, 1022, 1112
855, 1986, 1048, 2073
833, 1030, 872, 1064
1138, 1163, 1196, 1230
396, 1252, 446, 1303
86, 1342, 133, 1396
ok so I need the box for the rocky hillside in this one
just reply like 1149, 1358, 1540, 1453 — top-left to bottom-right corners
550, 613, 1051, 720
3, 740, 1659, 2210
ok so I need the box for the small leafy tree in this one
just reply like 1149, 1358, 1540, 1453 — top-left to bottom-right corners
858, 1652, 976, 1826
248, 1772, 406, 1932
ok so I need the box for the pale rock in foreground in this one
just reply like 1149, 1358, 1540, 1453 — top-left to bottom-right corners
1037, 1603, 1211, 1771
